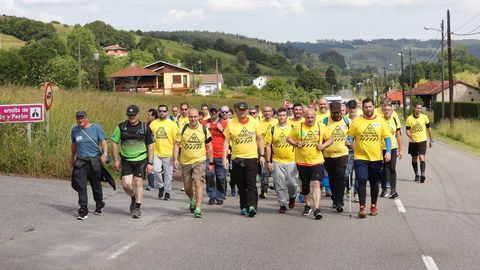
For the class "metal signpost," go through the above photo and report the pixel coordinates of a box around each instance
[43,82,54,135]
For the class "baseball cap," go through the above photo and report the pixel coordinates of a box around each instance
[234,102,249,110]
[347,100,357,109]
[126,105,139,116]
[209,104,219,112]
[76,110,87,118]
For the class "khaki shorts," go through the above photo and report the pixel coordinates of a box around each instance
[182,161,206,184]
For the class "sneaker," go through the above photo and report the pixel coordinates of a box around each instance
[189,199,196,213]
[369,205,378,216]
[145,185,154,191]
[345,188,351,198]
[231,189,237,197]
[94,202,105,215]
[158,187,165,199]
[279,205,287,214]
[181,187,185,191]
[302,205,312,216]
[389,190,399,199]
[288,197,296,209]
[353,193,359,203]
[358,206,367,218]
[216,200,224,205]
[420,175,426,183]
[415,175,420,182]
[331,202,337,209]
[313,208,323,220]
[164,193,170,201]
[259,192,267,199]
[380,189,389,198]
[268,185,275,190]
[248,206,257,217]
[132,207,142,218]
[77,208,88,220]
[336,203,344,213]
[194,207,202,218]
[130,196,136,213]
[208,198,215,205]
[298,194,305,203]
[325,191,332,197]
[240,208,248,216]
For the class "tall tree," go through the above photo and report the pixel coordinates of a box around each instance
[236,50,247,66]
[325,66,338,89]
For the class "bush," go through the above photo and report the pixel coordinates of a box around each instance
[433,101,480,123]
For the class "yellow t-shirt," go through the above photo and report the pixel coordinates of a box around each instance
[260,118,278,137]
[264,124,295,163]
[178,115,189,128]
[405,114,430,142]
[175,124,212,165]
[223,117,262,159]
[347,116,391,161]
[383,116,400,150]
[323,116,349,158]
[289,122,331,165]
[288,117,304,131]
[375,108,400,127]
[150,118,179,158]
[316,111,329,123]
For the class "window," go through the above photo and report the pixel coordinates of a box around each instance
[173,75,181,84]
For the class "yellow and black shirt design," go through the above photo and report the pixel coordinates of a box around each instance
[176,124,212,165]
[265,124,295,163]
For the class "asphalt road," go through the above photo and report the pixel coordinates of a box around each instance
[1,137,479,270]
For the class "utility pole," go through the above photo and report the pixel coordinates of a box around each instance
[400,51,406,119]
[77,39,82,90]
[440,19,445,119]
[447,9,454,128]
[409,49,413,89]
[215,59,220,98]
[383,67,388,99]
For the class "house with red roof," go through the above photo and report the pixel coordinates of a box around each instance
[104,44,128,57]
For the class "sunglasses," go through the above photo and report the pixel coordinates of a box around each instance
[221,110,229,113]
[158,110,167,113]
[76,117,85,120]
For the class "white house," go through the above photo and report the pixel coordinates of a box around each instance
[253,76,271,89]
[196,74,223,96]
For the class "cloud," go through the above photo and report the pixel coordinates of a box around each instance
[315,0,416,8]
[159,8,205,25]
[206,0,304,15]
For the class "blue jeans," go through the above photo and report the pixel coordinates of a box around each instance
[206,158,227,201]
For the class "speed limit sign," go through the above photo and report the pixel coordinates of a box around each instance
[44,82,53,110]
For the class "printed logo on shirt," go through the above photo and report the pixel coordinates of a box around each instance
[156,126,168,139]
[274,132,291,148]
[303,130,318,148]
[235,127,254,144]
[76,135,83,142]
[360,124,379,142]
[185,133,202,150]
[412,121,424,133]
[331,125,346,142]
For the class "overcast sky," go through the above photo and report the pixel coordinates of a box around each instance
[3,0,480,42]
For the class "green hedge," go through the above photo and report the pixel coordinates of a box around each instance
[433,101,480,123]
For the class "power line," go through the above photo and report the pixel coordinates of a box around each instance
[453,11,480,32]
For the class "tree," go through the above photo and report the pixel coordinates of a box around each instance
[20,39,59,85]
[247,61,261,76]
[137,36,165,59]
[297,70,329,92]
[46,55,78,88]
[325,66,338,89]
[319,50,347,68]
[0,49,26,85]
[128,50,155,67]
[295,64,304,73]
[236,50,247,66]
[192,38,208,51]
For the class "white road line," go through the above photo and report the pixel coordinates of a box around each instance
[108,241,138,260]
[394,198,406,213]
[422,255,439,270]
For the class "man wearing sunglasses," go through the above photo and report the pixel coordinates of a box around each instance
[112,105,155,218]
[71,110,108,220]
[149,104,179,200]
[178,103,189,128]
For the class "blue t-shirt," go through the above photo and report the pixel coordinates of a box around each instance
[71,124,106,158]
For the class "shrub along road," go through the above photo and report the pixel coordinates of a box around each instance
[1,134,479,270]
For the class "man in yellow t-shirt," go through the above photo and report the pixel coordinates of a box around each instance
[178,103,189,128]
[347,98,392,218]
[374,98,400,128]
[288,103,305,130]
[173,108,213,218]
[287,109,333,220]
[405,102,433,183]
[382,103,403,199]
[222,102,265,217]
[265,107,298,213]
[316,97,330,123]
[149,104,178,201]
[323,101,350,213]
[258,106,278,198]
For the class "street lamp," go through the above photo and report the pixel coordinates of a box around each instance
[198,60,202,74]
[399,51,406,119]
[424,20,445,118]
[93,51,100,90]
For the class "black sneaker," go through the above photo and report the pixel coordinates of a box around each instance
[259,192,266,199]
[415,175,420,182]
[77,208,88,220]
[325,191,332,197]
[208,198,215,205]
[158,187,165,199]
[302,205,312,216]
[216,200,224,205]
[314,208,323,220]
[380,189,389,197]
[268,185,275,190]
[130,196,136,213]
[94,202,105,215]
[336,203,344,213]
[248,206,257,217]
[331,202,337,209]
[420,175,426,183]
[288,197,296,209]
[132,207,141,219]
[279,205,287,213]
[389,190,399,199]
[164,193,170,201]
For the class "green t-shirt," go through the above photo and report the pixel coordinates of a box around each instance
[111,121,155,161]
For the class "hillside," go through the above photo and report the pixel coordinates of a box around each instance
[0,33,25,49]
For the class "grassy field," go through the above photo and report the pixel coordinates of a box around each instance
[0,34,25,49]
[52,23,73,42]
[434,119,480,150]
[0,86,282,179]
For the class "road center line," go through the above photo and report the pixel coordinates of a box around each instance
[394,198,406,213]
[108,241,138,260]
[422,255,439,270]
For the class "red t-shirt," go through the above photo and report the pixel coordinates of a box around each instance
[201,119,228,158]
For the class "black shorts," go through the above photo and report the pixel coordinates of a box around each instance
[297,164,325,195]
[121,160,146,178]
[408,141,427,156]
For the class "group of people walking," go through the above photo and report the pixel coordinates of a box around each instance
[70,96,433,220]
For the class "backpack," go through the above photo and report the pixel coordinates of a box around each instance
[119,120,147,141]
[323,115,350,128]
